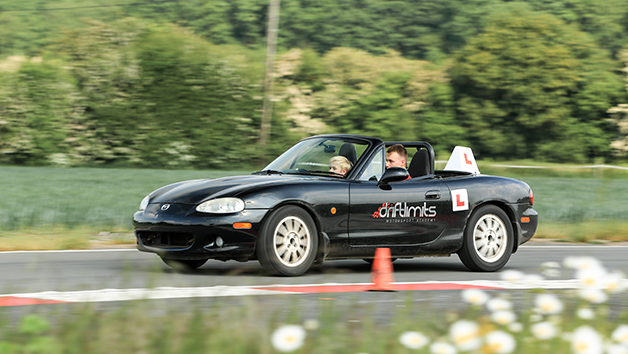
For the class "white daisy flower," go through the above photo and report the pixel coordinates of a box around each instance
[491,311,517,326]
[571,326,603,354]
[604,271,628,294]
[449,320,482,351]
[607,344,628,354]
[487,298,513,312]
[271,325,306,352]
[534,294,564,315]
[399,331,430,349]
[500,270,525,282]
[430,341,457,354]
[576,308,595,320]
[612,324,628,345]
[461,288,490,306]
[531,321,557,340]
[568,256,603,271]
[577,257,603,271]
[576,267,607,288]
[578,288,608,304]
[484,330,516,354]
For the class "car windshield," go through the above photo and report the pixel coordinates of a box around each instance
[259,137,370,177]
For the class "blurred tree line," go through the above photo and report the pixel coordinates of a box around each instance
[1,0,628,168]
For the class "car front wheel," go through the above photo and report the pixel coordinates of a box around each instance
[257,206,318,276]
[458,205,514,272]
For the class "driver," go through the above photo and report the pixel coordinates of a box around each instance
[385,144,411,180]
[329,156,352,176]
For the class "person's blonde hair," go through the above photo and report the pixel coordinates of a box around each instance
[330,156,352,172]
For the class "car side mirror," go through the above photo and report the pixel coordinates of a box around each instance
[378,167,408,189]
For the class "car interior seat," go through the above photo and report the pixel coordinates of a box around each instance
[339,143,358,165]
[408,148,430,178]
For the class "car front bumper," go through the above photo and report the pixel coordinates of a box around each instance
[517,207,538,245]
[133,204,268,261]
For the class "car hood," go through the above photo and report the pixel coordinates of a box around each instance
[150,174,306,205]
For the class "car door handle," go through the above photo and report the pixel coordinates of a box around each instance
[425,190,441,199]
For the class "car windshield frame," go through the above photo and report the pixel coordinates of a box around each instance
[259,136,373,178]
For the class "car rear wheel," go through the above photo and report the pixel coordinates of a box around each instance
[161,257,208,270]
[458,205,514,272]
[257,206,318,276]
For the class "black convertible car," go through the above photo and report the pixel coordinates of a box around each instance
[134,134,537,276]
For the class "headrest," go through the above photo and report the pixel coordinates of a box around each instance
[339,143,357,165]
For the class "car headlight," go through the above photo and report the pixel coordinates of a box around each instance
[139,195,150,211]
[196,198,245,214]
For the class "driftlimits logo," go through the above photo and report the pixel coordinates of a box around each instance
[373,202,437,219]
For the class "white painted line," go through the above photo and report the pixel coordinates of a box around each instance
[5,286,291,303]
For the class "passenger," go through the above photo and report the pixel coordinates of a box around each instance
[385,144,411,180]
[329,156,352,176]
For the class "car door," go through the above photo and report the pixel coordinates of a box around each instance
[348,149,451,245]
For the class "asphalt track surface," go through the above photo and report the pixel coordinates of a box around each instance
[1,244,627,325]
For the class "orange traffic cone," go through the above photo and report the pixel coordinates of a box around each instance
[369,248,396,291]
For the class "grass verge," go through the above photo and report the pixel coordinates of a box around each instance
[0,227,135,251]
[536,221,628,243]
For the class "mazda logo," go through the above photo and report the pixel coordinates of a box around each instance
[161,204,170,211]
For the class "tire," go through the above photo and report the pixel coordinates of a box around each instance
[458,205,514,272]
[161,257,208,270]
[257,206,318,276]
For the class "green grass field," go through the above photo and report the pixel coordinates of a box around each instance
[1,164,628,249]
[0,166,248,230]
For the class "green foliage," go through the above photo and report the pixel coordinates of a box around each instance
[2,1,628,165]
[338,71,416,140]
[274,48,451,142]
[451,4,626,162]
[0,315,60,354]
[0,59,84,165]
[3,0,628,62]
[279,0,500,60]
[54,19,269,169]
[418,81,467,156]
[19,315,50,336]
[523,0,628,57]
